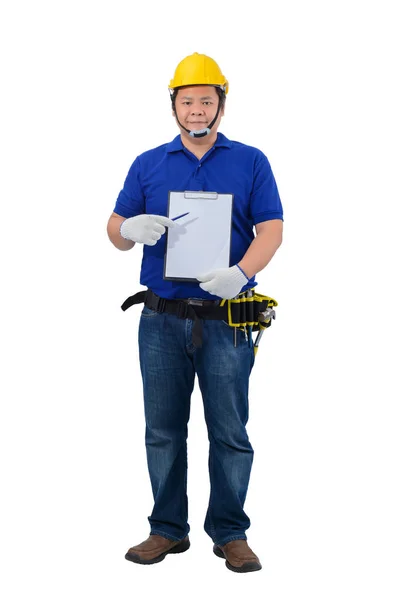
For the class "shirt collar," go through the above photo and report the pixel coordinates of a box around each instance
[166,132,233,153]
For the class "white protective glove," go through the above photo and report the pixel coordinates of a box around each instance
[120,214,175,246]
[197,265,249,299]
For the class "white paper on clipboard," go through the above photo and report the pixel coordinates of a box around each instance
[164,190,233,281]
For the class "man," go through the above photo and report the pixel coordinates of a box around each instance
[107,52,283,573]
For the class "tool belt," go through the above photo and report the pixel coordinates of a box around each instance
[121,288,277,349]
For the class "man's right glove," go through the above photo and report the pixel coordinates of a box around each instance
[120,214,175,246]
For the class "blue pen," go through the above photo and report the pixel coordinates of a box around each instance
[172,211,190,221]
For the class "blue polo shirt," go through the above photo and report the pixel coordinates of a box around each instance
[113,132,283,300]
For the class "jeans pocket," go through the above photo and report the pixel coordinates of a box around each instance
[141,305,159,317]
[221,320,233,329]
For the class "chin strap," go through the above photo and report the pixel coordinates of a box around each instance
[175,96,222,138]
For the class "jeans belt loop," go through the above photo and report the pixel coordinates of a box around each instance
[177,301,189,319]
[157,297,166,312]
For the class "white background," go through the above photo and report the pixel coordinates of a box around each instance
[1,0,399,598]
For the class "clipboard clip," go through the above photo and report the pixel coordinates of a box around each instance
[184,191,218,200]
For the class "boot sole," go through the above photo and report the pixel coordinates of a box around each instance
[213,544,262,573]
[125,537,190,565]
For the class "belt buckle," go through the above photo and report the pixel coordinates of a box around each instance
[187,298,205,306]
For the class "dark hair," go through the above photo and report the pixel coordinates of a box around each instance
[171,86,226,113]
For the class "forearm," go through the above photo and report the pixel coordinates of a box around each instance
[107,215,135,251]
[238,229,282,279]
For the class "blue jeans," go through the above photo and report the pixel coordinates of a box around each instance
[138,303,256,547]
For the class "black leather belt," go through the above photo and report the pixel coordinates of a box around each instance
[121,289,227,348]
[121,288,273,350]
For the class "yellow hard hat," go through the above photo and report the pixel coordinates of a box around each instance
[169,52,229,94]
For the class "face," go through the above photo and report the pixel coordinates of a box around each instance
[173,85,224,135]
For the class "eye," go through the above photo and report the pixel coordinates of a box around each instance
[182,101,191,105]
[203,102,212,106]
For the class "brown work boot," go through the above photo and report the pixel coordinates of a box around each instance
[213,539,262,572]
[125,534,190,565]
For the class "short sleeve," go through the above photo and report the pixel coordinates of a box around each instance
[250,153,284,226]
[113,157,145,218]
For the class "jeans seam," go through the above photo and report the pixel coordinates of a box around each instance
[206,438,217,541]
[150,529,188,542]
[215,534,248,546]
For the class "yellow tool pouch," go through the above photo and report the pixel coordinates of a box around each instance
[219,288,278,331]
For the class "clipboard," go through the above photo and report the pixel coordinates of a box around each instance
[163,190,234,282]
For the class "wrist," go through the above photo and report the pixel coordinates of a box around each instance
[120,219,129,239]
[235,263,249,281]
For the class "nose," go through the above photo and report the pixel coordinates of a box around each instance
[190,101,205,115]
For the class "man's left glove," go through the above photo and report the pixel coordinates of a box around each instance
[196,265,249,299]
